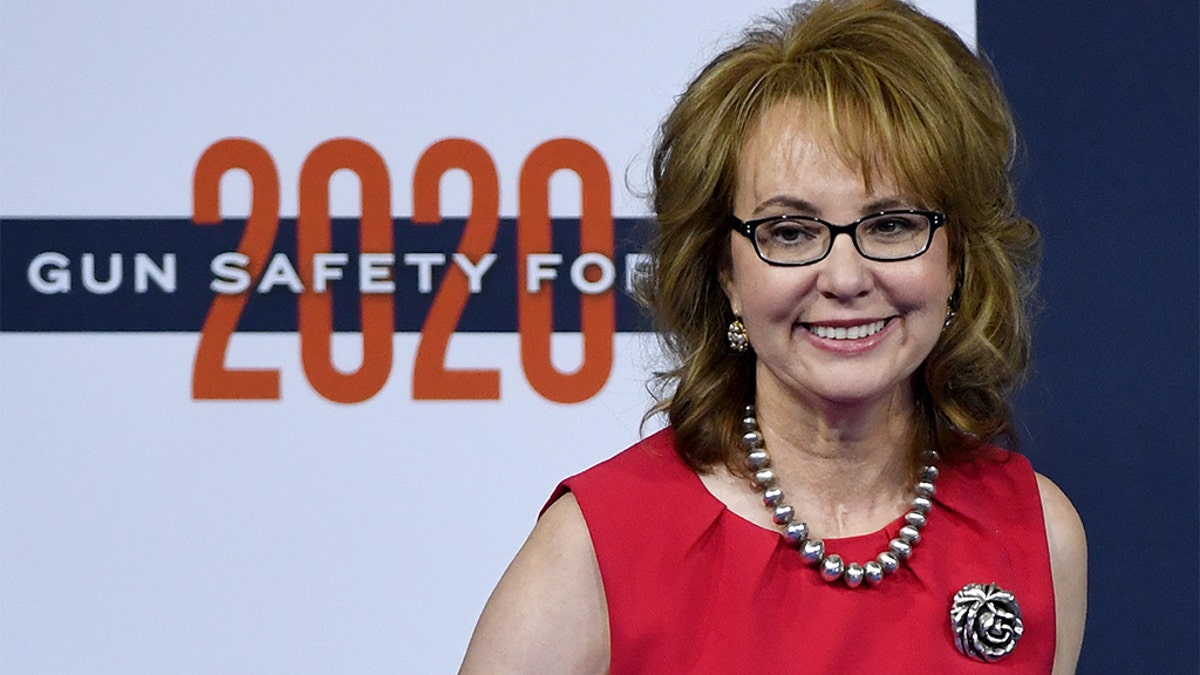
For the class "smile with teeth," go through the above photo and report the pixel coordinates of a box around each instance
[805,319,889,340]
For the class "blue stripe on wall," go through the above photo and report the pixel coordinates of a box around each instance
[0,217,655,333]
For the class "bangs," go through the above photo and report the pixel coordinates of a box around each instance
[738,52,953,210]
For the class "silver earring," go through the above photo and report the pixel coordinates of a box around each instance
[727,317,750,352]
[943,301,957,328]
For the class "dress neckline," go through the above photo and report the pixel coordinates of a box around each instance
[679,452,910,550]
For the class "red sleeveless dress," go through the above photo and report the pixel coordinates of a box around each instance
[548,428,1056,673]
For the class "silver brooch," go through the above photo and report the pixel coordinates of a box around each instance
[950,582,1024,662]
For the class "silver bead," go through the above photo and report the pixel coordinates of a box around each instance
[745,449,770,471]
[753,468,776,488]
[762,485,783,506]
[742,430,764,449]
[843,562,865,588]
[911,495,933,514]
[889,538,913,560]
[916,480,936,497]
[863,561,885,585]
[923,449,940,463]
[877,551,900,573]
[904,511,927,529]
[899,524,922,544]
[800,538,825,565]
[784,520,808,545]
[921,465,940,481]
[741,416,758,432]
[743,404,756,417]
[819,554,844,582]
[772,504,795,525]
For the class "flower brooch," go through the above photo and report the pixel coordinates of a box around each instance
[950,583,1024,662]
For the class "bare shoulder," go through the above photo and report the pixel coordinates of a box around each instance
[1035,473,1087,566]
[1035,472,1087,675]
[460,493,610,674]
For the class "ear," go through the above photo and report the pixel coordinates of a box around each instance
[719,256,742,317]
[948,253,966,311]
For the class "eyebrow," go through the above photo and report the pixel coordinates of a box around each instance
[751,195,915,218]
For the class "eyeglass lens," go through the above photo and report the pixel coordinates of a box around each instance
[754,212,933,264]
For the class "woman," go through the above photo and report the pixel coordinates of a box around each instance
[462,0,1086,672]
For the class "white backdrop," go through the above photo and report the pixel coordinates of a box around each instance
[0,1,973,671]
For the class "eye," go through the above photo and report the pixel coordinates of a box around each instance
[861,214,925,238]
[759,218,824,246]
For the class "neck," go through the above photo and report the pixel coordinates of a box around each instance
[751,377,920,536]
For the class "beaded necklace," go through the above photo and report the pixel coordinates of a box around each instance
[739,404,939,588]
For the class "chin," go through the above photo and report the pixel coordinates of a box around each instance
[797,363,918,406]
[811,385,898,406]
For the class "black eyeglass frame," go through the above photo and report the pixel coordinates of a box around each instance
[728,209,947,267]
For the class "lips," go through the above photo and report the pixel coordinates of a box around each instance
[803,318,889,340]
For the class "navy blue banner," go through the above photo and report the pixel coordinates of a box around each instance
[0,217,656,332]
[980,1,1199,672]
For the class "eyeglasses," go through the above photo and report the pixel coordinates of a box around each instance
[728,209,946,266]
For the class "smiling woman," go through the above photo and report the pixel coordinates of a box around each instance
[461,1,1086,672]
[722,101,955,412]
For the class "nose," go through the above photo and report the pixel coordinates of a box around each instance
[816,232,873,300]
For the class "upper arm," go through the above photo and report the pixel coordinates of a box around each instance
[460,492,610,674]
[1036,473,1087,675]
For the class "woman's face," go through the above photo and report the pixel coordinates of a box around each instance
[722,101,954,411]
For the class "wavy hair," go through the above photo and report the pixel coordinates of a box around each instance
[638,0,1041,471]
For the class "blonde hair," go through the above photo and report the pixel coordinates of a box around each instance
[639,0,1041,470]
